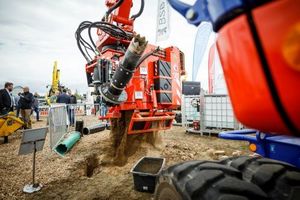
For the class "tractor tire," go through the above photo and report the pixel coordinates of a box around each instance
[221,156,300,200]
[154,160,268,200]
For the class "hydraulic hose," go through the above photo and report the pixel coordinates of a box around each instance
[106,0,125,19]
[131,0,145,20]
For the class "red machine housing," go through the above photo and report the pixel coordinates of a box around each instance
[216,0,300,135]
[85,0,185,134]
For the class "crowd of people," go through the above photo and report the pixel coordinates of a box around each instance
[49,89,77,126]
[0,82,78,129]
[0,82,39,129]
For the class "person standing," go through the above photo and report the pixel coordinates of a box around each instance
[100,97,107,120]
[68,91,77,126]
[94,95,100,116]
[57,89,71,126]
[56,89,70,104]
[19,87,34,129]
[14,92,21,117]
[0,82,14,115]
[49,90,60,104]
[32,93,40,121]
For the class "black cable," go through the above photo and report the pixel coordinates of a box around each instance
[75,21,96,62]
[131,0,144,20]
[77,21,95,49]
[76,22,92,61]
[76,16,135,61]
[87,21,130,49]
[106,0,125,18]
[88,23,100,49]
[135,48,160,67]
[76,20,130,62]
[80,40,93,60]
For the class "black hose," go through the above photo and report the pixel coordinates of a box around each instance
[75,21,95,62]
[135,47,160,67]
[131,0,144,20]
[76,20,128,61]
[87,21,129,49]
[87,22,99,49]
[106,0,125,17]
[76,31,92,61]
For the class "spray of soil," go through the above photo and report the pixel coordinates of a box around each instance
[102,111,163,166]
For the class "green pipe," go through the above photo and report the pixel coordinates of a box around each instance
[55,131,81,156]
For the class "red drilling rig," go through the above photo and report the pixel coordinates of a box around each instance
[75,0,185,135]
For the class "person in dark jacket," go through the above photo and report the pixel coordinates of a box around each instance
[57,89,71,126]
[56,89,70,104]
[0,82,14,115]
[32,93,40,121]
[68,91,77,126]
[19,87,34,129]
[69,92,77,104]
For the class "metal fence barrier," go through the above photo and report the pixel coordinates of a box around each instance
[48,104,68,149]
[38,103,101,117]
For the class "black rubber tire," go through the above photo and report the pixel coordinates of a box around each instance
[154,160,268,200]
[221,156,300,200]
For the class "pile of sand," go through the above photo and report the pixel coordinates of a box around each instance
[102,111,163,166]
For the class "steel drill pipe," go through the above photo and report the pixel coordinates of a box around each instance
[75,120,84,135]
[82,124,106,135]
[100,34,148,105]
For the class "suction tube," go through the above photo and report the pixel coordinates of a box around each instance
[100,34,148,105]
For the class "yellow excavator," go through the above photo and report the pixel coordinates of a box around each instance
[46,61,65,104]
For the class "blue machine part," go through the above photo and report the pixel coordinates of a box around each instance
[219,130,300,168]
[167,0,270,30]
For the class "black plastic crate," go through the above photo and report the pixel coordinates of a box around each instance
[130,157,165,193]
[182,81,201,95]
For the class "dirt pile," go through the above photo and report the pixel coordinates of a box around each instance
[103,111,163,166]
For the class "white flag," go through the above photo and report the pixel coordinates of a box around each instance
[156,0,170,42]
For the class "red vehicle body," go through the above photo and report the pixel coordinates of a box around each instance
[216,0,300,136]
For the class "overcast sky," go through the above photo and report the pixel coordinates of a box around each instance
[0,0,210,95]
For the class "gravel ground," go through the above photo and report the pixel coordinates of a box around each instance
[0,115,250,200]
